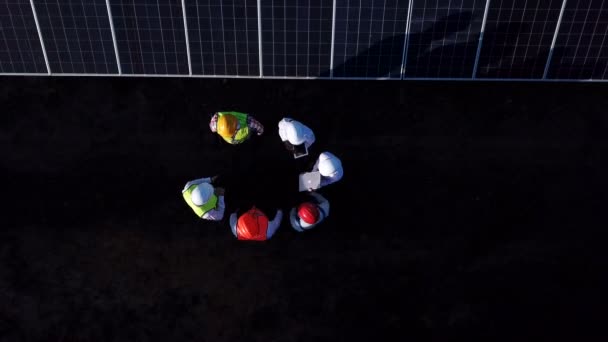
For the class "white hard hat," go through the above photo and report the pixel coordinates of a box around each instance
[284,122,305,145]
[318,152,342,177]
[191,183,214,206]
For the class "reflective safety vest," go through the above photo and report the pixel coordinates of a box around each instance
[236,207,269,241]
[218,112,250,144]
[182,184,218,218]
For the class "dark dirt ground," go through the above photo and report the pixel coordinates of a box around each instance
[1,78,607,341]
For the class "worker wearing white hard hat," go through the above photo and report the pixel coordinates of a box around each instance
[312,152,343,188]
[278,117,315,152]
[182,176,225,221]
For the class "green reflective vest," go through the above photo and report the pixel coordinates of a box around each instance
[183,184,218,218]
[218,112,250,144]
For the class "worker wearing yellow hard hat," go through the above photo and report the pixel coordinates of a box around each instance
[209,111,264,144]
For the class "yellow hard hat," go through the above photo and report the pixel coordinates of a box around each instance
[217,114,238,138]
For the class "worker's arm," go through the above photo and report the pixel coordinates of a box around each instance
[229,212,238,237]
[266,209,283,239]
[311,158,320,172]
[182,177,212,192]
[209,113,219,132]
[289,207,304,232]
[303,126,316,149]
[202,196,225,221]
[320,168,343,187]
[247,116,264,135]
[310,192,330,220]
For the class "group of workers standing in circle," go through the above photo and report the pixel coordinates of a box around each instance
[181,112,344,241]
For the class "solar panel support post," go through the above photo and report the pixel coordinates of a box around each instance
[29,0,51,75]
[105,0,122,75]
[400,0,414,79]
[181,0,193,76]
[472,0,491,78]
[257,0,263,77]
[329,0,337,78]
[544,0,567,79]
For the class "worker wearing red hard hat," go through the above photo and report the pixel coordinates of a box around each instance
[229,206,283,241]
[182,176,225,221]
[209,111,264,144]
[289,192,330,232]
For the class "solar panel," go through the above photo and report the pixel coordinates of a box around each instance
[0,1,47,73]
[405,0,486,78]
[35,0,117,74]
[547,0,608,80]
[1,0,607,80]
[110,0,189,74]
[186,0,259,76]
[476,0,563,79]
[261,0,333,77]
[332,0,409,78]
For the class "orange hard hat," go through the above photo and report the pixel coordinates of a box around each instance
[217,114,238,138]
[236,207,269,241]
[297,202,319,224]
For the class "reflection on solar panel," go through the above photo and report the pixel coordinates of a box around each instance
[476,0,562,79]
[187,0,259,76]
[1,0,607,80]
[332,0,409,78]
[0,0,47,73]
[405,0,485,78]
[547,0,608,80]
[110,0,188,74]
[261,0,333,77]
[36,0,117,74]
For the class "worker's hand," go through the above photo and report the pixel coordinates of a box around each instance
[211,175,220,183]
[214,187,225,196]
[284,141,295,152]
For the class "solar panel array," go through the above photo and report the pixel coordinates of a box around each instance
[1,0,607,80]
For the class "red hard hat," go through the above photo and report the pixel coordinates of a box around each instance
[298,202,319,224]
[237,207,269,241]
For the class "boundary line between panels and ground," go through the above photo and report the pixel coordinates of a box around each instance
[0,73,606,82]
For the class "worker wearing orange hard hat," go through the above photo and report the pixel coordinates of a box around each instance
[229,206,283,241]
[289,192,330,232]
[209,111,264,144]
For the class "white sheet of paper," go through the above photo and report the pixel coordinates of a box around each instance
[299,172,321,191]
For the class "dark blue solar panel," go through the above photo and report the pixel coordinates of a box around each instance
[36,0,117,74]
[187,0,259,76]
[405,0,486,78]
[547,0,608,80]
[261,0,333,77]
[1,0,607,80]
[0,1,47,73]
[332,0,409,78]
[111,0,188,74]
[476,0,562,79]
